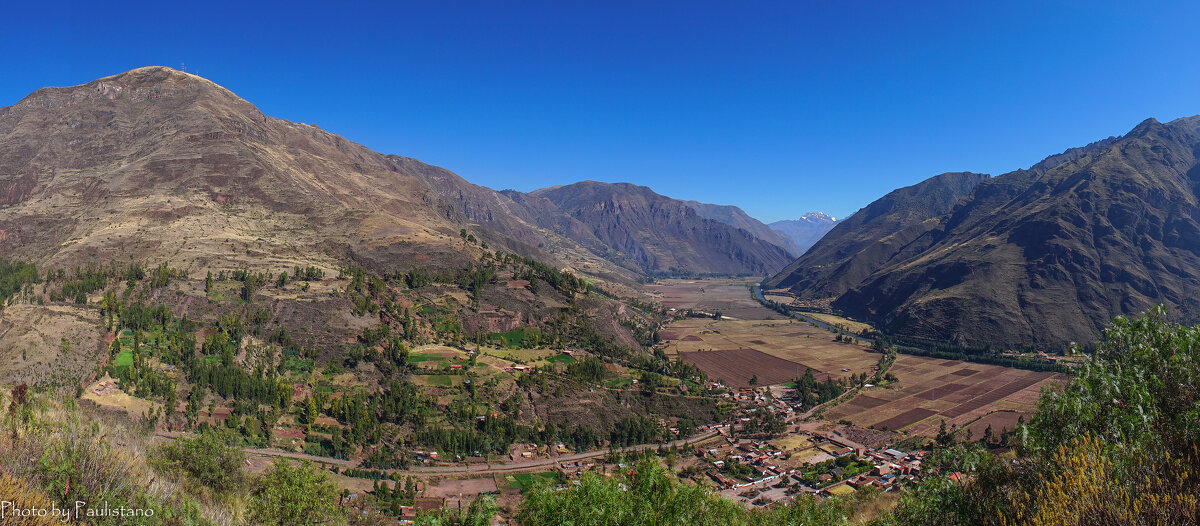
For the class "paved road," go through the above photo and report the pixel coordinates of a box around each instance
[161,429,722,476]
[378,430,721,475]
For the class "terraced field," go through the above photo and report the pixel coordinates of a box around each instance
[824,356,1066,438]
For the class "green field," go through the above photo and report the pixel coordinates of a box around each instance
[408,352,444,363]
[423,375,454,387]
[491,327,547,348]
[546,353,576,365]
[603,377,633,389]
[113,350,134,368]
[501,471,563,491]
[283,357,313,375]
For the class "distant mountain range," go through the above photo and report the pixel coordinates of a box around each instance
[502,182,794,276]
[0,66,793,279]
[767,117,1200,348]
[768,212,839,256]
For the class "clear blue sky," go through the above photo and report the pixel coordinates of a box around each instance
[4,1,1199,222]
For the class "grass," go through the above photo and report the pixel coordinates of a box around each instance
[492,328,528,348]
[283,356,313,375]
[113,349,134,368]
[603,377,633,389]
[408,352,446,363]
[502,471,563,491]
[546,353,576,365]
[424,375,454,387]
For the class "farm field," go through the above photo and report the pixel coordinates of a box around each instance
[645,279,785,320]
[800,312,873,334]
[823,355,1066,438]
[680,348,804,387]
[662,317,879,387]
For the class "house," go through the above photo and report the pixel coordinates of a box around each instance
[884,449,907,460]
[413,498,444,512]
[398,505,418,524]
[709,472,736,487]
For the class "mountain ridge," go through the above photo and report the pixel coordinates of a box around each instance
[0,66,791,280]
[768,116,1200,347]
[768,212,840,256]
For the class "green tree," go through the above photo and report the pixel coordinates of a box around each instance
[517,457,852,525]
[415,495,496,526]
[250,460,345,526]
[151,428,246,491]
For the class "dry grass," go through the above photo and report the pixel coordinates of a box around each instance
[802,313,874,334]
[0,304,107,389]
[0,390,241,525]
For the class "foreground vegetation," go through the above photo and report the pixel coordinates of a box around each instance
[881,306,1199,525]
[506,307,1200,525]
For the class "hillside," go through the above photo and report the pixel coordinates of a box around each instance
[682,200,800,255]
[769,117,1200,347]
[764,172,989,298]
[510,181,795,276]
[0,66,793,284]
[0,67,628,281]
[768,212,839,256]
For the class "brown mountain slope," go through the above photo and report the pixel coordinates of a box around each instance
[682,200,800,256]
[763,172,989,297]
[0,67,645,282]
[774,117,1200,348]
[510,181,796,276]
[0,68,471,270]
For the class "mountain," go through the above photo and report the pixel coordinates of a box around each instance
[503,182,795,276]
[768,212,839,255]
[768,117,1200,348]
[764,172,989,299]
[681,200,800,256]
[0,66,776,280]
[0,66,574,275]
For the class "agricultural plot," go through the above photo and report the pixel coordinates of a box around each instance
[824,355,1066,438]
[680,349,804,387]
[663,318,879,387]
[497,471,563,492]
[645,279,785,320]
[800,312,873,334]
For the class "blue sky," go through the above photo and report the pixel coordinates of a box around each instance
[3,1,1199,221]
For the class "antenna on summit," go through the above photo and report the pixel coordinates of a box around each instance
[180,62,186,72]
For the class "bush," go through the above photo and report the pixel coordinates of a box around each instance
[517,457,853,525]
[151,428,246,492]
[250,460,345,526]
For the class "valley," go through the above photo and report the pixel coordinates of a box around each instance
[1,65,1198,525]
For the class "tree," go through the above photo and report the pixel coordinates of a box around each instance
[517,457,852,525]
[250,460,345,526]
[415,495,497,526]
[748,374,758,386]
[151,428,246,491]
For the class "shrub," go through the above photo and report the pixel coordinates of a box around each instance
[151,428,246,492]
[250,460,345,526]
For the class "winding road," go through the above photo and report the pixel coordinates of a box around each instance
[163,429,723,476]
